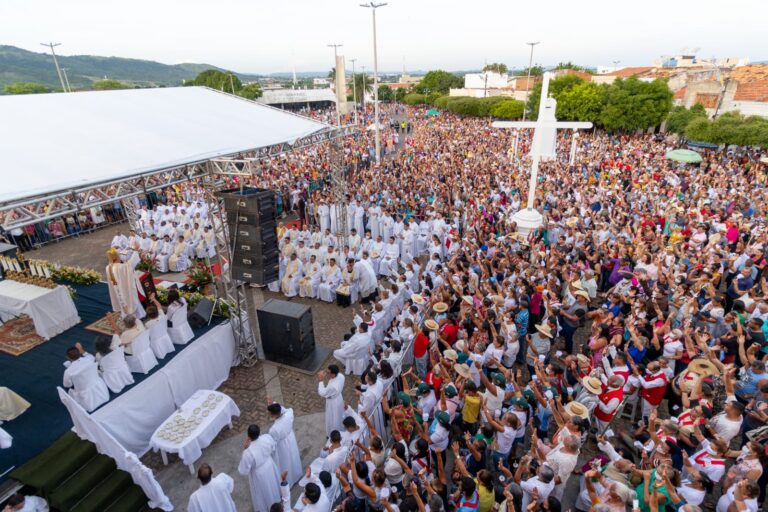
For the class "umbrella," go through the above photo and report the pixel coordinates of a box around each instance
[426,109,440,117]
[666,149,702,164]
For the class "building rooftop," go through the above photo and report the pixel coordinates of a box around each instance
[730,64,768,83]
[733,81,768,102]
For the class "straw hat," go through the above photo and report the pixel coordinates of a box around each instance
[462,295,473,306]
[566,217,579,228]
[574,290,590,300]
[687,358,719,378]
[582,376,603,395]
[425,319,439,331]
[443,349,458,362]
[565,401,589,419]
[576,354,590,366]
[455,340,466,352]
[571,280,585,291]
[433,302,448,313]
[411,293,425,305]
[489,295,504,306]
[454,363,471,379]
[535,324,553,338]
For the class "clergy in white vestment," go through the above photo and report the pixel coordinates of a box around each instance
[280,253,303,298]
[317,365,346,435]
[318,201,331,233]
[367,204,381,239]
[380,213,394,242]
[354,256,378,303]
[317,259,342,303]
[369,237,385,274]
[322,230,337,249]
[154,235,172,273]
[2,493,48,512]
[378,237,400,277]
[187,463,236,512]
[168,236,190,272]
[347,229,362,258]
[111,231,129,250]
[106,248,144,318]
[340,408,370,454]
[320,431,350,474]
[400,224,415,264]
[238,425,281,512]
[296,240,311,264]
[337,260,359,304]
[332,323,373,375]
[267,403,303,485]
[299,255,322,298]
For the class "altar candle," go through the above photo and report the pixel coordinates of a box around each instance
[12,260,22,272]
[43,266,52,279]
[30,264,38,276]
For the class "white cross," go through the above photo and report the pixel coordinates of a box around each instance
[492,72,592,233]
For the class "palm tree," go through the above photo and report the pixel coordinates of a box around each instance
[352,73,373,106]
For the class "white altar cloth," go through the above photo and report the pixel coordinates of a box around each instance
[93,322,237,455]
[149,390,239,470]
[0,280,80,339]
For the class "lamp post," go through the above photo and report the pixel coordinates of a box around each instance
[328,44,344,126]
[513,41,540,158]
[350,58,359,125]
[41,42,68,92]
[360,2,387,165]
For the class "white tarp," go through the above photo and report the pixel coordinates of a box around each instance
[0,87,328,202]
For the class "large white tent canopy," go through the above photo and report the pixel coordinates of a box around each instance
[0,86,329,203]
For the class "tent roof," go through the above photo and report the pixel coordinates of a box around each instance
[0,87,329,203]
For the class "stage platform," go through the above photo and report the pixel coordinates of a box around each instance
[0,282,225,481]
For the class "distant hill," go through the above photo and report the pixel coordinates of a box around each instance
[0,45,263,91]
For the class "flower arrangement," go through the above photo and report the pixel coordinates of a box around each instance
[48,264,101,285]
[136,253,157,273]
[155,288,231,318]
[186,262,213,290]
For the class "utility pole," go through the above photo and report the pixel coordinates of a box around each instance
[61,68,72,92]
[328,43,343,126]
[40,42,68,92]
[350,58,359,125]
[513,41,540,159]
[361,2,387,165]
[361,65,367,112]
[612,60,621,71]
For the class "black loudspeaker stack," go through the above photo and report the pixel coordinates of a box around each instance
[256,299,315,359]
[219,187,279,286]
[188,297,214,328]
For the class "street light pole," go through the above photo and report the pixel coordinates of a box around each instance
[350,58,359,125]
[328,44,344,126]
[41,42,68,92]
[61,68,72,92]
[513,41,540,159]
[361,2,387,165]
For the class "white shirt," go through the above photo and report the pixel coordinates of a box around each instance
[187,473,237,512]
[520,476,554,511]
[716,483,758,512]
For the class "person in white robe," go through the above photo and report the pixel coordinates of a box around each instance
[296,240,311,264]
[154,235,172,273]
[238,425,281,512]
[354,256,378,302]
[354,202,365,235]
[367,204,381,239]
[300,255,322,298]
[369,237,385,275]
[267,403,303,485]
[380,213,394,242]
[337,260,359,304]
[105,248,144,318]
[322,230,337,250]
[2,493,48,512]
[111,231,129,250]
[319,201,331,233]
[378,237,400,277]
[348,229,362,259]
[137,232,152,253]
[195,227,216,259]
[317,365,346,435]
[332,323,373,375]
[400,224,415,265]
[311,227,323,247]
[318,259,342,303]
[168,236,190,272]
[187,463,236,512]
[280,253,303,298]
[416,220,431,255]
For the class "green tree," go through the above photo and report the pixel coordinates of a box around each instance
[557,82,605,121]
[327,68,336,81]
[237,83,263,100]
[527,75,584,118]
[685,117,713,142]
[665,104,707,134]
[515,65,544,77]
[394,88,409,101]
[490,99,525,119]
[402,93,428,105]
[4,82,51,94]
[414,70,464,95]
[598,77,672,132]
[186,69,242,92]
[92,79,130,90]
[352,73,373,105]
[378,85,394,101]
[483,63,508,74]
[554,62,593,74]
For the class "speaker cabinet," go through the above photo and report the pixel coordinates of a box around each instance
[257,299,315,359]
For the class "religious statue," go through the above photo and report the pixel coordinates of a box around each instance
[106,248,145,319]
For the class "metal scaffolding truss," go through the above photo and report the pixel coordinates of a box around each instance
[0,124,356,232]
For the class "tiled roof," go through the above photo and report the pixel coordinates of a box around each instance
[673,87,687,100]
[730,64,768,83]
[733,81,768,102]
[605,66,653,77]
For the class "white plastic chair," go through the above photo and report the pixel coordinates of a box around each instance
[98,347,134,393]
[147,317,175,359]
[125,330,159,374]
[168,303,194,345]
[69,362,110,411]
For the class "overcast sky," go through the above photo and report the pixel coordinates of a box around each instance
[1,0,764,74]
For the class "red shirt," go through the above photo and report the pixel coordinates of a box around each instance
[440,323,459,346]
[414,333,429,358]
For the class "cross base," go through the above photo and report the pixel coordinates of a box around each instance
[512,208,543,237]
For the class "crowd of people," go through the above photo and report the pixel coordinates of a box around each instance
[189,104,768,512]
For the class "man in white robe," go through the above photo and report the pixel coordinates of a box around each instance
[296,240,310,264]
[318,259,342,303]
[367,204,381,239]
[238,425,281,512]
[111,230,129,250]
[267,403,303,485]
[155,235,172,273]
[187,463,236,512]
[354,202,365,235]
[347,229,362,259]
[318,201,331,233]
[106,248,144,318]
[168,236,190,272]
[317,364,346,435]
[281,253,303,298]
[354,255,378,302]
[400,224,415,265]
[299,255,322,299]
[378,237,400,277]
[337,259,359,304]
[369,236,385,275]
[332,323,373,375]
